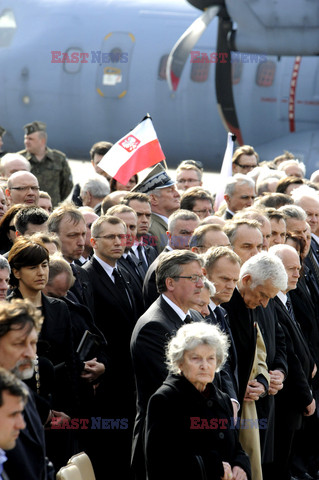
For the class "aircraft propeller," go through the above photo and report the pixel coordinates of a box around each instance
[166,0,244,146]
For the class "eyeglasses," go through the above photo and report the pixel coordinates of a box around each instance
[177,179,199,184]
[233,161,257,171]
[172,274,204,283]
[193,208,214,215]
[9,186,40,192]
[94,234,126,241]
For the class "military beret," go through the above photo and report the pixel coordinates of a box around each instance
[131,163,175,194]
[0,126,6,137]
[23,121,47,135]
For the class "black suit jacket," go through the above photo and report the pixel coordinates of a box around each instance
[273,296,314,426]
[222,289,268,406]
[5,386,49,480]
[206,305,239,402]
[83,256,137,414]
[142,246,171,310]
[130,295,202,477]
[69,263,94,314]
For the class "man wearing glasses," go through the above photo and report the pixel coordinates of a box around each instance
[5,171,40,206]
[232,145,259,175]
[131,250,203,479]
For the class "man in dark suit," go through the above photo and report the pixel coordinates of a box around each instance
[270,244,316,480]
[106,204,146,316]
[203,246,241,415]
[0,368,29,480]
[222,251,288,479]
[121,192,158,270]
[142,209,199,309]
[130,250,204,479]
[47,204,94,312]
[83,215,137,480]
[0,299,54,480]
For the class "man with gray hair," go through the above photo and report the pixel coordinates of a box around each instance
[278,204,308,242]
[270,244,316,480]
[80,176,110,215]
[0,153,31,179]
[223,173,256,220]
[0,256,10,300]
[142,209,200,309]
[223,251,288,478]
[131,250,203,479]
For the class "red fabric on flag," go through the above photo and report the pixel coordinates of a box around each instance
[98,116,165,185]
[114,139,163,183]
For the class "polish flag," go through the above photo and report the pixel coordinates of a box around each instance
[98,115,166,185]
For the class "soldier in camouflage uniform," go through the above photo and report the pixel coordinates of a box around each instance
[0,126,6,158]
[18,121,73,207]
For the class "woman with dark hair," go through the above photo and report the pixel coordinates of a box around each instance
[110,173,138,192]
[7,237,80,468]
[0,203,23,254]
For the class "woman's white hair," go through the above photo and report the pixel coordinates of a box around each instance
[166,321,229,375]
[239,251,287,291]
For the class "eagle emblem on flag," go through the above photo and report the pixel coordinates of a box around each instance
[119,135,141,152]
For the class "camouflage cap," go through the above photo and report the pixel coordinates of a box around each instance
[0,126,6,137]
[131,163,175,194]
[23,121,47,135]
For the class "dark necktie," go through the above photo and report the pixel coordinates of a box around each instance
[307,249,319,284]
[286,294,297,324]
[184,314,192,324]
[126,254,143,281]
[113,268,132,308]
[214,306,227,331]
[136,245,148,274]
[70,263,84,303]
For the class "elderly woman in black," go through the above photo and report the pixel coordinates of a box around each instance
[145,322,251,480]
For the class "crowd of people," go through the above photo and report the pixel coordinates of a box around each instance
[0,122,319,480]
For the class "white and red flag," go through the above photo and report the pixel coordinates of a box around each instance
[214,132,236,211]
[98,115,165,184]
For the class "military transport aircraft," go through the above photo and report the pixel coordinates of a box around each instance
[0,0,318,171]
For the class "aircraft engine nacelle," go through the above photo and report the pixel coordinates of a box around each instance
[186,0,319,56]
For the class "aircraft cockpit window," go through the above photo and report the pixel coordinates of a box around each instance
[191,57,210,83]
[232,62,243,85]
[63,48,83,74]
[158,55,169,80]
[0,9,16,47]
[256,61,276,87]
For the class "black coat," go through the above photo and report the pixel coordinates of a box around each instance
[5,386,52,480]
[206,305,239,402]
[7,289,78,414]
[273,296,314,424]
[145,374,251,480]
[255,299,287,463]
[130,295,202,478]
[222,289,268,406]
